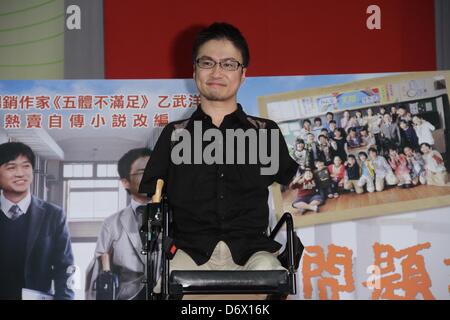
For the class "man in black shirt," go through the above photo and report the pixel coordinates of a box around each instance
[139,23,298,274]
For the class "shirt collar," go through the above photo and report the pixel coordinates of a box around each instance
[0,190,32,218]
[130,197,149,217]
[190,103,250,128]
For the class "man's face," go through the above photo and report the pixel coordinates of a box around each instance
[0,155,33,197]
[193,39,246,103]
[122,156,150,198]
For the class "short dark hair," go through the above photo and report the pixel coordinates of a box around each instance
[314,117,322,123]
[420,142,431,149]
[117,148,152,181]
[296,138,305,145]
[303,119,311,125]
[329,120,337,125]
[368,147,378,154]
[326,112,334,117]
[0,142,35,168]
[358,151,368,158]
[348,154,356,160]
[192,22,250,67]
[388,146,398,152]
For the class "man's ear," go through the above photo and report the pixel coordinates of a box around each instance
[240,67,247,85]
[121,178,130,190]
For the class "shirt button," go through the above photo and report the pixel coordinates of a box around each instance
[219,173,224,178]
[219,194,224,200]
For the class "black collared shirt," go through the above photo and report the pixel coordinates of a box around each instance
[139,104,298,265]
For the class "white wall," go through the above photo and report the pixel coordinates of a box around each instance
[292,206,450,300]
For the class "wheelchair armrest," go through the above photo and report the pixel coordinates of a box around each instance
[269,212,294,240]
[269,213,303,272]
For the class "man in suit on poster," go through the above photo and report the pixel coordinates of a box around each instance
[0,142,75,300]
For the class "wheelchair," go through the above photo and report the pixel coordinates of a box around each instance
[140,179,303,300]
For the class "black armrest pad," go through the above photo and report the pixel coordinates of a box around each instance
[169,270,290,295]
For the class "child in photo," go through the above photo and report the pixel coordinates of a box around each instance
[299,118,313,141]
[324,112,335,132]
[347,115,359,132]
[390,106,398,123]
[388,147,412,188]
[380,113,401,155]
[420,143,449,186]
[347,128,361,149]
[314,159,333,199]
[290,168,324,214]
[399,120,419,149]
[293,138,308,171]
[312,117,324,139]
[332,128,348,162]
[396,106,411,124]
[360,128,376,148]
[344,154,364,194]
[355,110,365,129]
[320,128,330,141]
[403,146,426,185]
[357,151,375,193]
[328,156,345,198]
[340,110,351,130]
[413,115,435,146]
[368,147,398,191]
[305,132,320,165]
[327,120,338,139]
[318,134,335,165]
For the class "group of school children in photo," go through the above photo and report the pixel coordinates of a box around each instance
[289,105,449,214]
